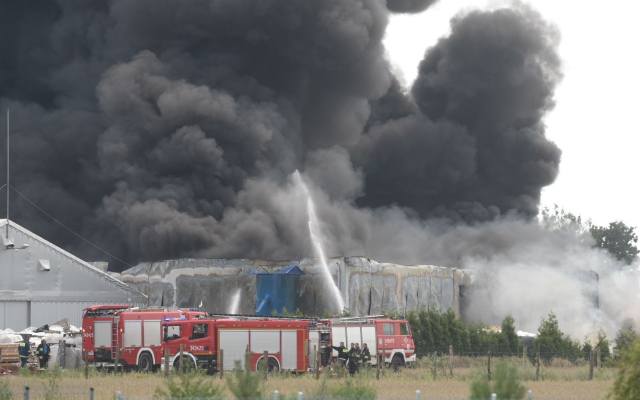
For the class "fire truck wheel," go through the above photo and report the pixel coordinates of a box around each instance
[391,354,405,371]
[174,355,196,372]
[256,356,280,373]
[137,352,154,373]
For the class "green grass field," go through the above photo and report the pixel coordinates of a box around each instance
[0,362,615,400]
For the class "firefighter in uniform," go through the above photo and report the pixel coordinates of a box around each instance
[347,343,359,375]
[19,337,30,368]
[361,343,371,366]
[354,343,362,366]
[36,339,50,369]
[332,342,349,369]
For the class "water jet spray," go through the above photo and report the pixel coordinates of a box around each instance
[293,170,345,312]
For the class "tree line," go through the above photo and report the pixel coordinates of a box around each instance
[542,205,639,266]
[406,308,637,365]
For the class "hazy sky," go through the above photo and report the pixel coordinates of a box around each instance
[384,0,640,229]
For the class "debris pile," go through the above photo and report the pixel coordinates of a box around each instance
[0,319,83,373]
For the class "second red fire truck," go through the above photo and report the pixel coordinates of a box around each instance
[82,305,416,373]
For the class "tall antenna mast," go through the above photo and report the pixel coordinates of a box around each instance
[6,108,9,240]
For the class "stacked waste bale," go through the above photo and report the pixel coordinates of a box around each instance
[0,343,19,373]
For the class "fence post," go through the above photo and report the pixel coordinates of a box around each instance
[314,346,320,380]
[219,349,224,379]
[84,351,89,379]
[431,352,437,380]
[448,345,453,377]
[263,350,269,380]
[376,351,381,380]
[245,345,250,372]
[415,389,421,400]
[272,390,279,400]
[115,348,121,374]
[297,391,304,400]
[115,391,124,400]
[23,386,29,400]
[58,340,65,369]
[89,387,95,400]
[179,344,185,374]
[535,349,541,381]
[527,389,533,400]
[311,345,316,373]
[522,343,527,368]
[596,347,601,369]
[487,351,492,381]
[164,347,170,377]
[491,393,497,400]
[589,349,594,380]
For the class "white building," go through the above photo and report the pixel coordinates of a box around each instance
[0,219,146,329]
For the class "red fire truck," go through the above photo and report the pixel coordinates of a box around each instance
[159,316,327,373]
[82,305,206,371]
[329,317,416,368]
[82,305,415,373]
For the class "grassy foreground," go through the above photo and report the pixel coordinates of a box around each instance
[0,364,614,400]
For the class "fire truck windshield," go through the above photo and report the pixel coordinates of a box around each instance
[164,325,181,340]
[191,323,208,339]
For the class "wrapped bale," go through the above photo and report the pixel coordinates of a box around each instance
[0,343,20,372]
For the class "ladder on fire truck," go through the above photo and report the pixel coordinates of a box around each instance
[207,313,317,320]
[330,315,386,323]
[111,316,119,361]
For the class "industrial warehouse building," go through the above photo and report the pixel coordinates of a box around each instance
[118,256,470,317]
[0,219,146,330]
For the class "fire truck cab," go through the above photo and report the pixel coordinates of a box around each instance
[160,317,312,373]
[330,317,416,368]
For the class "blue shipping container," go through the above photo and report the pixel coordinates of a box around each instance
[255,265,303,316]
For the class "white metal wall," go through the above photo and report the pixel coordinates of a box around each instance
[31,301,96,329]
[0,301,28,330]
[0,301,134,331]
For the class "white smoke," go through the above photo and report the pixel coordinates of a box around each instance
[239,165,639,339]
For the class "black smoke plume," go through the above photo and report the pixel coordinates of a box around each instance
[386,0,439,14]
[0,1,561,269]
[359,7,562,221]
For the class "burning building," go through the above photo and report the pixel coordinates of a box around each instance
[117,256,469,317]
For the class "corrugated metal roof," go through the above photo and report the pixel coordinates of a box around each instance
[0,219,146,300]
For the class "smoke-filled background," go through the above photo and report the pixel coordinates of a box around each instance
[0,0,637,337]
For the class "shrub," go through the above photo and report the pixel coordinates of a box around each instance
[609,339,640,400]
[501,316,518,355]
[408,308,515,357]
[310,370,332,400]
[533,313,581,364]
[226,361,263,400]
[43,367,61,400]
[330,378,376,400]
[469,363,526,400]
[154,372,224,400]
[613,322,638,361]
[594,331,611,365]
[469,375,491,400]
[0,380,12,400]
